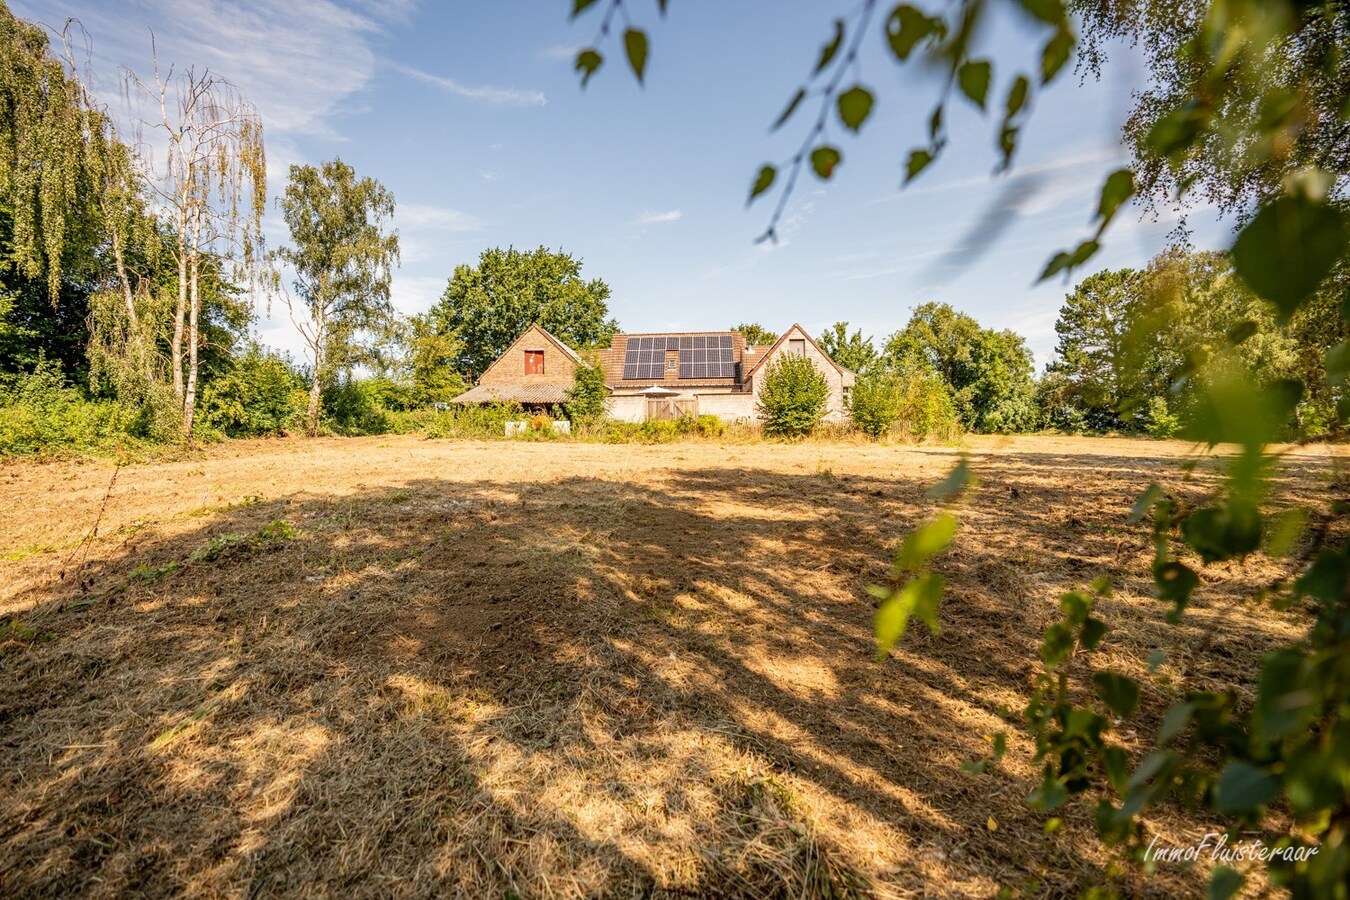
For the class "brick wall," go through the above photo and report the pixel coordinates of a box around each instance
[478,325,580,389]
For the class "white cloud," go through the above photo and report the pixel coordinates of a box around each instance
[390,62,547,107]
[17,0,405,140]
[541,43,582,62]
[397,203,481,232]
[389,274,448,317]
[632,208,682,226]
[478,170,503,182]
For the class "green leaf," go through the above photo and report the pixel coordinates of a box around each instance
[575,49,603,88]
[1102,746,1130,793]
[816,19,845,73]
[1015,0,1066,25]
[809,145,842,180]
[1040,27,1075,83]
[623,29,649,84]
[1028,771,1070,810]
[748,165,776,204]
[1209,867,1243,900]
[1146,649,1166,672]
[904,148,934,184]
[1129,483,1161,523]
[896,513,958,569]
[1153,560,1199,605]
[1039,622,1075,668]
[886,5,941,61]
[1093,671,1140,718]
[1158,701,1194,744]
[925,458,971,500]
[874,573,945,654]
[1039,240,1099,280]
[1079,616,1107,650]
[773,88,807,131]
[1059,590,1091,624]
[1231,193,1349,321]
[1181,501,1262,564]
[1214,760,1278,813]
[1005,75,1030,117]
[571,0,600,17]
[837,85,874,132]
[1096,168,1135,226]
[957,60,992,109]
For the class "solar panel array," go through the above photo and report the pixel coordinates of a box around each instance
[621,334,736,380]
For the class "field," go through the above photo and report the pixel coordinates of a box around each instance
[0,434,1338,897]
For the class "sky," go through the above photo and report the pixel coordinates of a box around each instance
[16,0,1234,369]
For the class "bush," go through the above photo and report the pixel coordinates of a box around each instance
[849,371,961,441]
[405,402,523,439]
[0,360,139,456]
[758,354,829,437]
[565,363,607,422]
[1145,395,1182,439]
[321,378,396,436]
[198,348,304,438]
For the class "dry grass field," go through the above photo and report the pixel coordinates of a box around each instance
[0,434,1340,898]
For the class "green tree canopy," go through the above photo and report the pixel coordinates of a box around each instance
[277,158,400,434]
[730,322,778,345]
[1045,268,1144,430]
[757,353,830,437]
[882,302,1037,433]
[817,321,876,374]
[427,246,617,379]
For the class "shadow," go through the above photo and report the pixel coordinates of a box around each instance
[1,442,1329,897]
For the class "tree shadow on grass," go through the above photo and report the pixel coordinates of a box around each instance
[1,449,1319,897]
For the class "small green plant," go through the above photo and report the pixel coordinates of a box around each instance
[1145,396,1182,439]
[758,354,829,438]
[132,561,181,582]
[565,362,607,422]
[190,520,296,563]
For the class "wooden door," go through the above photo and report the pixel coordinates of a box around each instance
[646,398,678,420]
[524,350,544,374]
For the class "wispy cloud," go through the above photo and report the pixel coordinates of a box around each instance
[479,170,503,182]
[398,203,481,232]
[541,43,582,62]
[390,62,546,107]
[633,208,682,226]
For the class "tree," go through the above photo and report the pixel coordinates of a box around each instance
[730,322,777,345]
[882,303,1036,433]
[126,54,266,436]
[277,159,400,435]
[404,313,467,407]
[426,247,617,379]
[1045,269,1143,430]
[817,321,876,374]
[849,369,959,440]
[757,353,829,437]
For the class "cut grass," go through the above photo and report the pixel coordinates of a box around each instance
[0,434,1339,897]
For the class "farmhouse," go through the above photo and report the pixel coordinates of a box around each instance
[452,323,855,423]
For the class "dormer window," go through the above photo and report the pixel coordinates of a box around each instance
[788,338,806,356]
[524,350,544,374]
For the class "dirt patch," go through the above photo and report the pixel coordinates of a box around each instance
[0,434,1339,897]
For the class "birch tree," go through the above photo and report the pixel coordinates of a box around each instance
[125,48,265,436]
[276,159,399,434]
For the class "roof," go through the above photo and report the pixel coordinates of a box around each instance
[451,383,570,405]
[477,324,584,383]
[595,331,748,388]
[742,322,853,380]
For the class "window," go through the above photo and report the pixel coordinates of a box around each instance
[666,354,679,373]
[524,350,544,375]
[788,338,806,357]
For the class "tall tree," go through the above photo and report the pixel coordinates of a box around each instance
[1045,268,1144,429]
[127,53,266,435]
[427,246,617,378]
[277,158,400,434]
[883,302,1037,433]
[817,321,876,374]
[730,322,777,345]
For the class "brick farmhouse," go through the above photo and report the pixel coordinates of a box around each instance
[451,323,856,424]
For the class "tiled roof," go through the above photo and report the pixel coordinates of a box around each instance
[451,384,570,405]
[597,331,748,387]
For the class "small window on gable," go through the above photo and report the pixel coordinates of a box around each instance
[788,338,806,357]
[524,350,545,375]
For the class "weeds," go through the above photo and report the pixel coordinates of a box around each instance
[190,519,296,563]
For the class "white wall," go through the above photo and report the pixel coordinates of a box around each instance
[749,325,851,423]
[606,395,647,423]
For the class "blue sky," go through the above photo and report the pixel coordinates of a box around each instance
[18,0,1232,368]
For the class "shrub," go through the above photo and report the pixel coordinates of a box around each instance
[1145,396,1182,439]
[565,363,607,422]
[758,354,829,437]
[321,378,395,436]
[849,371,961,441]
[198,348,304,438]
[410,402,523,439]
[0,360,139,456]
